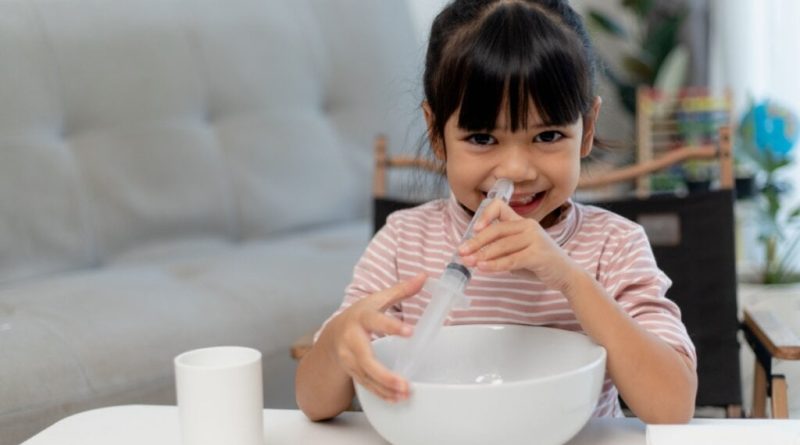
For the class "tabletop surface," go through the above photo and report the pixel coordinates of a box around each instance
[744,294,800,358]
[21,405,800,445]
[21,405,644,445]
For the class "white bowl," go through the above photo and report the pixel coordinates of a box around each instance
[355,324,606,445]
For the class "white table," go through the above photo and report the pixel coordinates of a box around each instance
[21,405,800,445]
[21,405,644,445]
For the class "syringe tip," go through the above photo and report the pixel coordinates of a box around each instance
[487,178,514,203]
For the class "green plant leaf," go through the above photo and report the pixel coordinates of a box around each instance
[587,10,628,39]
[774,229,800,283]
[622,54,655,83]
[774,157,792,170]
[616,83,638,116]
[622,0,655,18]
[653,45,689,91]
[788,205,800,223]
[642,13,686,73]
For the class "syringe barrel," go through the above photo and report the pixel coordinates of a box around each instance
[393,266,468,377]
[392,179,513,378]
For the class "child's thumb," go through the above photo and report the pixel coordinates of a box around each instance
[376,273,427,311]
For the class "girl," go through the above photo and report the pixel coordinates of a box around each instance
[296,0,697,423]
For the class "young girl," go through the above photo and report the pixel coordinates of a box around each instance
[296,0,697,423]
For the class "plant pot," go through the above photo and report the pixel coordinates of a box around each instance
[685,178,711,193]
[735,175,756,200]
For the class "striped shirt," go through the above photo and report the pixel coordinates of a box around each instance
[321,194,697,417]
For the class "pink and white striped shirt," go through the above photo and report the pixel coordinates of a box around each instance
[323,194,697,417]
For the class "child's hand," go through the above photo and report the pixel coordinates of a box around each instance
[321,273,426,403]
[458,199,574,291]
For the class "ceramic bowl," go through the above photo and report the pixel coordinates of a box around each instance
[355,324,606,445]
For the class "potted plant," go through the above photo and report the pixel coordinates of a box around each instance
[586,0,688,116]
[733,160,757,200]
[681,159,712,193]
[675,104,718,193]
[586,0,691,191]
[737,99,800,285]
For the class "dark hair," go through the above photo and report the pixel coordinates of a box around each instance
[423,0,599,141]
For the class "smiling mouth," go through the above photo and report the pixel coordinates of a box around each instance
[508,192,544,206]
[482,190,543,204]
[480,189,546,216]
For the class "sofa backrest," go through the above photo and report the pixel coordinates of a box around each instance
[0,0,423,285]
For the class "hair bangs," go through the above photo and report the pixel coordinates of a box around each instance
[450,2,592,133]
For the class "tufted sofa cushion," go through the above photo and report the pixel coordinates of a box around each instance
[0,0,422,285]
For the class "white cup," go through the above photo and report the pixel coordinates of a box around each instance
[175,346,265,445]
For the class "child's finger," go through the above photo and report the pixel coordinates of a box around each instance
[470,231,528,263]
[472,199,502,231]
[372,273,427,312]
[474,199,521,231]
[346,338,399,401]
[363,372,398,401]
[348,335,406,401]
[362,356,408,400]
[363,312,413,337]
[352,368,397,402]
[459,219,523,256]
[477,248,532,272]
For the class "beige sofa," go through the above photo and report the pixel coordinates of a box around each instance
[0,0,423,443]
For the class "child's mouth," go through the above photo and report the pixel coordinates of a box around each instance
[483,190,546,216]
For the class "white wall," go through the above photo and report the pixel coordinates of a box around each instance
[407,0,450,44]
[710,0,800,273]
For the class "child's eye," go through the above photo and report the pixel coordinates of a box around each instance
[466,133,497,146]
[534,131,564,143]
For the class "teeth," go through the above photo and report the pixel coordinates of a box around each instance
[513,193,536,205]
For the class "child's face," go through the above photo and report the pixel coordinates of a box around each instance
[428,99,599,228]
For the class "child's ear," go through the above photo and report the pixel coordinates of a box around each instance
[422,101,446,161]
[581,96,603,158]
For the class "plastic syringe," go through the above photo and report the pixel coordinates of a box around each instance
[393,178,514,378]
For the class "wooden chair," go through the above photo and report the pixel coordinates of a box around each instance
[741,296,800,418]
[582,164,743,418]
[293,119,744,418]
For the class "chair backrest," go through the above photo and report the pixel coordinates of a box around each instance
[372,134,444,232]
[583,101,741,411]
[588,190,741,410]
[371,119,742,413]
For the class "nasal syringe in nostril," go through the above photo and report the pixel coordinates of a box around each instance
[393,178,514,379]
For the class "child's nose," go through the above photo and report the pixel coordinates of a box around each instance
[495,145,532,181]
